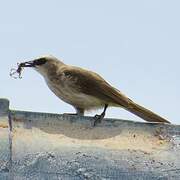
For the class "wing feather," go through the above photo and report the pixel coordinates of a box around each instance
[62,67,131,107]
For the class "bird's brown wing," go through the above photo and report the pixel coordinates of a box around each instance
[62,67,131,107]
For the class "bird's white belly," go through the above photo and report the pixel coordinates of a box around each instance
[46,80,103,109]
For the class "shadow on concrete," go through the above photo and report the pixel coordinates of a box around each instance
[11,113,167,141]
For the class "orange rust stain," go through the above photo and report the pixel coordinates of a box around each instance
[0,124,8,128]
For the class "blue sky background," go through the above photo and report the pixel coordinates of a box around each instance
[0,0,179,124]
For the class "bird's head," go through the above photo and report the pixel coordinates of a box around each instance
[19,55,64,77]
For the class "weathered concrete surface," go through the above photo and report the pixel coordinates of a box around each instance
[0,116,11,179]
[0,98,180,179]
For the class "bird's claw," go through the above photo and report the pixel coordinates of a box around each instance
[93,114,103,126]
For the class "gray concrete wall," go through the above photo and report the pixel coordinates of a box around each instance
[0,98,180,179]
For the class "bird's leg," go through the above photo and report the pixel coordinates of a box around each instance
[93,104,108,126]
[75,107,85,116]
[63,107,84,116]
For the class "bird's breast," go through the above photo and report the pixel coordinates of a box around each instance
[45,78,104,109]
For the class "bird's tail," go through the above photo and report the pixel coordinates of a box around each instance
[125,101,170,123]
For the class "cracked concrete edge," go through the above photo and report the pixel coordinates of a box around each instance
[0,98,180,131]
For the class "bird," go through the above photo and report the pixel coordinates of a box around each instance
[18,55,170,125]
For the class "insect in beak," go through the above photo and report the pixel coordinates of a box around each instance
[10,61,35,79]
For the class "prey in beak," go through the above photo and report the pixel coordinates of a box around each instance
[10,57,47,79]
[10,61,35,79]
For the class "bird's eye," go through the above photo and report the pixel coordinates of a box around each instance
[34,58,47,66]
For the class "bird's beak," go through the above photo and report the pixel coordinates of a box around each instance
[19,61,35,68]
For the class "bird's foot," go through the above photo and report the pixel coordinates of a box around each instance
[93,112,105,126]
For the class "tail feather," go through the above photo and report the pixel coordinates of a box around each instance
[126,101,170,123]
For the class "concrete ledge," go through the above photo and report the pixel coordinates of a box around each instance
[0,98,180,179]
